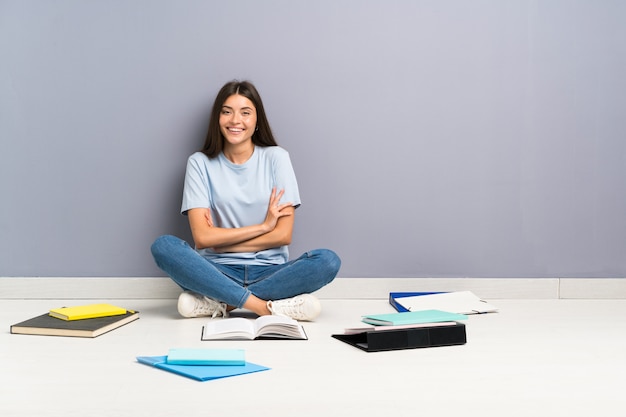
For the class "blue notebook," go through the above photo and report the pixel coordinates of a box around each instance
[166,348,245,366]
[137,355,269,381]
[361,309,467,326]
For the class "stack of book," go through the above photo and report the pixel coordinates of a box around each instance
[332,309,469,352]
[333,291,498,352]
[10,303,139,338]
[137,348,269,381]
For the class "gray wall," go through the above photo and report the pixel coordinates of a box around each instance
[1,0,625,278]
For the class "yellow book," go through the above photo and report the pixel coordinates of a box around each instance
[49,303,128,321]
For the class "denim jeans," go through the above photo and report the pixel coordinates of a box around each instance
[151,235,341,308]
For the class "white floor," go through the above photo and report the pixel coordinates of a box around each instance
[2,298,626,417]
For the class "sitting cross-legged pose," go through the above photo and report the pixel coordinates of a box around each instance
[151,80,341,321]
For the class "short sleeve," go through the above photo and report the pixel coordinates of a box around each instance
[271,148,301,209]
[181,153,211,215]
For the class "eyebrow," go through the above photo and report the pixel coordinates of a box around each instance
[222,105,255,111]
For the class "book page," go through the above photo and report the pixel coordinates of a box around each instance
[343,321,457,335]
[253,315,307,339]
[202,318,256,340]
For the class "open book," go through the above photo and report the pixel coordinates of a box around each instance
[201,316,307,341]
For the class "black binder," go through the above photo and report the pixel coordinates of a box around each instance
[331,322,466,352]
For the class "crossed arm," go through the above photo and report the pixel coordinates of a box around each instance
[188,188,295,253]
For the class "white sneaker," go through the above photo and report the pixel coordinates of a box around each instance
[177,291,228,318]
[267,294,321,321]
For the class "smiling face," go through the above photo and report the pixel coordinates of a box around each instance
[219,94,257,150]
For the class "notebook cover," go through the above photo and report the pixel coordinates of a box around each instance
[362,309,467,326]
[137,356,269,381]
[390,291,498,314]
[166,348,246,366]
[10,311,139,338]
[332,322,467,352]
[49,303,128,320]
[389,292,445,312]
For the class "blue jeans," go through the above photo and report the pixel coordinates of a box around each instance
[151,235,341,308]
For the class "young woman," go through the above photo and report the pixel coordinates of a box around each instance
[151,80,340,321]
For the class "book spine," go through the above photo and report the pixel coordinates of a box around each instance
[365,323,466,352]
[388,292,445,313]
[388,293,410,312]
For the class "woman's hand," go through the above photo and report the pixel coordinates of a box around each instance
[188,188,294,252]
[262,187,293,232]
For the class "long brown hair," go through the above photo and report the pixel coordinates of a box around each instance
[201,80,278,158]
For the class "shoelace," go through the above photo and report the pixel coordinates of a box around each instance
[270,297,306,319]
[194,296,228,318]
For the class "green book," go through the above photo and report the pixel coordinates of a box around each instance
[361,309,467,326]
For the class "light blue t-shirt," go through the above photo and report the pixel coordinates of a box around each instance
[181,146,301,265]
